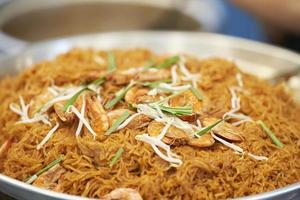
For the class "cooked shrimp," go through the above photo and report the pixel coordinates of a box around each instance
[102,188,143,200]
[201,98,229,119]
[203,117,244,142]
[169,90,202,113]
[126,114,151,129]
[30,90,55,115]
[53,101,76,122]
[136,69,170,82]
[125,87,157,104]
[0,139,12,158]
[179,113,199,123]
[54,94,87,123]
[188,134,215,148]
[148,121,189,146]
[147,120,214,147]
[77,138,103,166]
[32,164,65,192]
[109,68,170,85]
[86,94,109,133]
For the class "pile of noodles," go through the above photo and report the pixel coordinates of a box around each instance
[0,48,300,200]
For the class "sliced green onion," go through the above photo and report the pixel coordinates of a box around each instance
[195,119,224,137]
[63,88,88,112]
[139,60,156,72]
[87,77,106,92]
[91,77,106,86]
[35,105,44,114]
[109,147,124,168]
[104,81,135,109]
[155,90,186,105]
[128,103,137,110]
[144,59,155,68]
[105,110,130,135]
[108,52,116,73]
[25,155,64,184]
[63,77,106,112]
[145,55,180,70]
[155,55,180,69]
[157,105,193,116]
[257,120,283,148]
[142,79,172,88]
[190,85,203,101]
[115,86,125,97]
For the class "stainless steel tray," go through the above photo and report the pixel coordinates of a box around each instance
[0,31,299,200]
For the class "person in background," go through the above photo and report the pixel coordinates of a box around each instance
[231,0,300,51]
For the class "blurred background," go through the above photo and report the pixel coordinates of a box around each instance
[0,0,299,52]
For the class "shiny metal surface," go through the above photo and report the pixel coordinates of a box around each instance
[0,0,205,55]
[0,31,299,200]
[0,0,200,42]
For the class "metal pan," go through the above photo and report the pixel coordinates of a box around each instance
[0,31,299,200]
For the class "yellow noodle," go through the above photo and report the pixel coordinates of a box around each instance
[0,48,299,199]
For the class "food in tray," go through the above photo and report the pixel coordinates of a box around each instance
[0,48,299,199]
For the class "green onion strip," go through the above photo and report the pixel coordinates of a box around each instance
[142,79,172,88]
[257,120,283,148]
[63,88,88,112]
[143,55,180,70]
[105,110,131,135]
[108,52,117,73]
[63,77,106,112]
[109,147,124,168]
[25,155,64,184]
[155,104,192,116]
[190,85,203,101]
[195,119,224,137]
[105,81,135,109]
